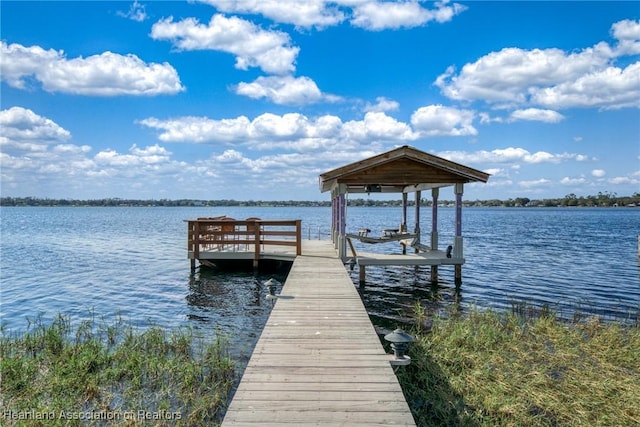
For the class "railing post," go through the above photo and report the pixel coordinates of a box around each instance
[188,221,196,269]
[296,220,302,255]
[253,220,261,269]
[192,221,201,268]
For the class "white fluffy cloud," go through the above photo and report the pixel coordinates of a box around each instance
[410,105,477,136]
[365,97,400,113]
[0,108,207,198]
[95,144,172,166]
[436,45,612,104]
[560,176,586,185]
[235,75,341,105]
[0,107,71,145]
[349,0,466,30]
[519,178,552,188]
[0,42,184,96]
[188,147,383,194]
[2,105,635,199]
[342,112,417,142]
[200,0,346,29]
[508,108,565,123]
[435,19,640,110]
[531,62,640,110]
[198,0,466,30]
[150,14,299,74]
[117,0,147,22]
[139,111,419,148]
[608,173,640,185]
[138,116,252,143]
[611,19,640,55]
[437,147,590,165]
[150,2,465,107]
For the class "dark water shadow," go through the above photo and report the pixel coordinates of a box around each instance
[186,262,291,313]
[184,263,293,421]
[356,265,463,333]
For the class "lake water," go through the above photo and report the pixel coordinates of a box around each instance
[1,206,639,366]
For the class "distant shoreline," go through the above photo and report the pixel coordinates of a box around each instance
[1,193,639,208]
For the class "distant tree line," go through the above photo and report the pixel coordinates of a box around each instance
[0,197,331,207]
[493,192,640,207]
[1,192,639,208]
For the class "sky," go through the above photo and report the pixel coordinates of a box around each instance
[1,1,639,201]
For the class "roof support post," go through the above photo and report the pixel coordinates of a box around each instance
[430,188,439,282]
[454,183,463,237]
[331,190,338,248]
[431,188,439,251]
[401,193,408,233]
[331,190,338,249]
[454,183,464,284]
[337,185,347,260]
[414,191,421,254]
[339,193,346,259]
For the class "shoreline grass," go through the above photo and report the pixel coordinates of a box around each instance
[396,304,640,426]
[1,314,234,426]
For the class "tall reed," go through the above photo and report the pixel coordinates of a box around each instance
[396,303,640,426]
[1,314,234,426]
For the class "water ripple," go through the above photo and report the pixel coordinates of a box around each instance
[1,206,639,358]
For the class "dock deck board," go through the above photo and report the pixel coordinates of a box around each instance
[221,240,416,426]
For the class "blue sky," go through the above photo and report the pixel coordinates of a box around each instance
[1,1,639,201]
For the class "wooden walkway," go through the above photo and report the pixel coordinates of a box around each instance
[222,240,416,426]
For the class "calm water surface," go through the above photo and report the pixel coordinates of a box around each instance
[1,206,639,365]
[347,206,640,328]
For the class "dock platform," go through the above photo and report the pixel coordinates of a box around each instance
[221,240,416,426]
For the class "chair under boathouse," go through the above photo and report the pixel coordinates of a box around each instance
[319,145,490,283]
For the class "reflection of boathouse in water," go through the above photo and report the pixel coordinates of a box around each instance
[319,145,490,284]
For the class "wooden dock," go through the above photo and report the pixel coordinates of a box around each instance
[186,218,302,269]
[221,240,416,426]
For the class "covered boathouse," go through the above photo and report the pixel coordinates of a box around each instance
[319,145,490,284]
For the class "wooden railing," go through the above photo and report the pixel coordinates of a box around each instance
[187,217,302,267]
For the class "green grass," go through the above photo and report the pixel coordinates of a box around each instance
[396,305,640,426]
[1,314,234,426]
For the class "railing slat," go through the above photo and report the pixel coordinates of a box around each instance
[187,218,303,267]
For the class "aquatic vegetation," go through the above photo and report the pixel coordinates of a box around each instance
[396,304,640,426]
[1,314,234,426]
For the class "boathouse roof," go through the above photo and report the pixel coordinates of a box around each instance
[319,145,490,193]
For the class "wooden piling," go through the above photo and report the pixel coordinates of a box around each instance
[430,266,438,282]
